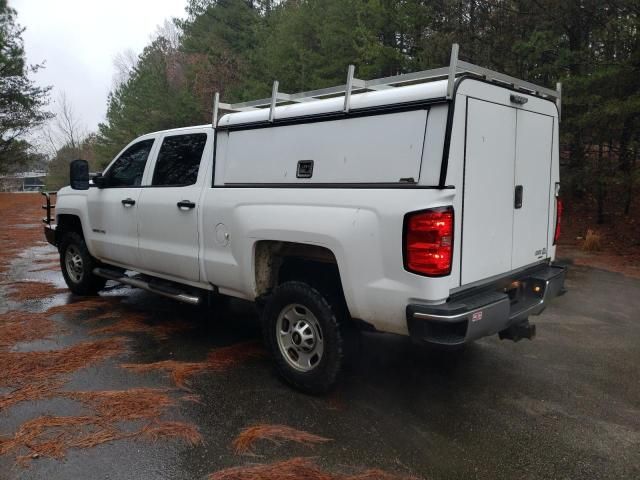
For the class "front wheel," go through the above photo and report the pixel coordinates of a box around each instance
[59,231,106,295]
[262,281,346,394]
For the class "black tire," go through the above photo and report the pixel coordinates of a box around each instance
[262,281,345,394]
[59,231,107,295]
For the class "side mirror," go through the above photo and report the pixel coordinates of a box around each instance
[92,173,107,189]
[70,159,90,190]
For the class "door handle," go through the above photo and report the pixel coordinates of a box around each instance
[177,200,196,210]
[514,185,523,209]
[121,198,136,207]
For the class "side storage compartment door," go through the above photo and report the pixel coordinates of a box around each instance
[137,132,209,282]
[222,110,429,184]
[461,98,516,285]
[511,110,554,268]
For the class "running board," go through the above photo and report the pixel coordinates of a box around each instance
[93,268,201,306]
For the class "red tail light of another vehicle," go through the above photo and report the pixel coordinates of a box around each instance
[404,207,454,277]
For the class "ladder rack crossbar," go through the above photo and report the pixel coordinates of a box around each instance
[365,66,452,89]
[212,44,561,127]
[456,60,559,98]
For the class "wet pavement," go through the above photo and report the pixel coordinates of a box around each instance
[1,229,639,478]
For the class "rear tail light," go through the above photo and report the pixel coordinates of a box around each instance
[553,197,563,245]
[404,207,454,277]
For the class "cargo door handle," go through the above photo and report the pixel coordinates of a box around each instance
[514,185,523,209]
[121,198,136,207]
[177,200,196,210]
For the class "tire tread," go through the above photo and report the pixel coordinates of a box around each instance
[262,281,345,394]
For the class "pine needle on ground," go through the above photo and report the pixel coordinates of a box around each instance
[0,338,126,410]
[0,310,58,350]
[140,420,203,446]
[232,424,331,455]
[208,457,420,480]
[122,341,265,390]
[121,360,209,390]
[0,338,126,389]
[209,457,332,480]
[45,297,124,318]
[0,380,65,411]
[206,342,266,372]
[0,388,203,465]
[89,312,189,340]
[65,388,175,421]
[6,280,66,301]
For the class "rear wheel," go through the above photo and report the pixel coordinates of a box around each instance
[263,281,345,394]
[59,231,106,295]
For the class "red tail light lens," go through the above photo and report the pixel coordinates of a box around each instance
[553,197,563,245]
[404,207,454,277]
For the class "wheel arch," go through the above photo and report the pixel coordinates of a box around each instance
[253,240,348,312]
[56,214,85,244]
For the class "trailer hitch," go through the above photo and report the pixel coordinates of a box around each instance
[499,320,536,342]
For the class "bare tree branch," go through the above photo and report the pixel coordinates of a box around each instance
[113,48,138,88]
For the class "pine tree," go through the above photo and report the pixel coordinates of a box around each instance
[0,0,51,173]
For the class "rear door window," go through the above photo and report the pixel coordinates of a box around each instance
[104,139,155,187]
[152,133,207,187]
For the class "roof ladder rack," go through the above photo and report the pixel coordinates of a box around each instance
[212,43,563,128]
[446,43,459,99]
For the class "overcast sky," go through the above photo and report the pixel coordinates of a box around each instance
[11,0,188,134]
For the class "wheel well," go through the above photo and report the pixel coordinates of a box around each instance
[57,215,84,244]
[254,241,345,301]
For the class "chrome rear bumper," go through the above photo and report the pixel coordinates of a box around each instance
[406,264,566,346]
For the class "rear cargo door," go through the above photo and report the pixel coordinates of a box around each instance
[511,110,553,269]
[461,98,516,285]
[461,98,554,286]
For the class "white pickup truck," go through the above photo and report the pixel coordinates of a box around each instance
[43,46,566,393]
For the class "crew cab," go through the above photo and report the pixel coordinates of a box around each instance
[43,45,566,393]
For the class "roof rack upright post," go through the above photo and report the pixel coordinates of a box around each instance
[212,92,220,128]
[343,64,355,113]
[556,82,562,122]
[447,43,460,100]
[269,80,279,122]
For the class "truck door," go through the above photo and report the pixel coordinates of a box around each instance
[137,132,208,282]
[460,98,516,285]
[511,110,553,269]
[87,138,155,268]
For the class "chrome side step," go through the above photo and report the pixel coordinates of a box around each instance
[93,268,201,306]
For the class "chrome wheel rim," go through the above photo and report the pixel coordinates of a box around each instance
[65,245,84,283]
[276,303,324,372]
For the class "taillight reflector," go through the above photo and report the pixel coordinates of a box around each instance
[404,207,454,277]
[554,197,563,245]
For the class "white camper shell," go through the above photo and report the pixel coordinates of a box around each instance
[46,45,566,393]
